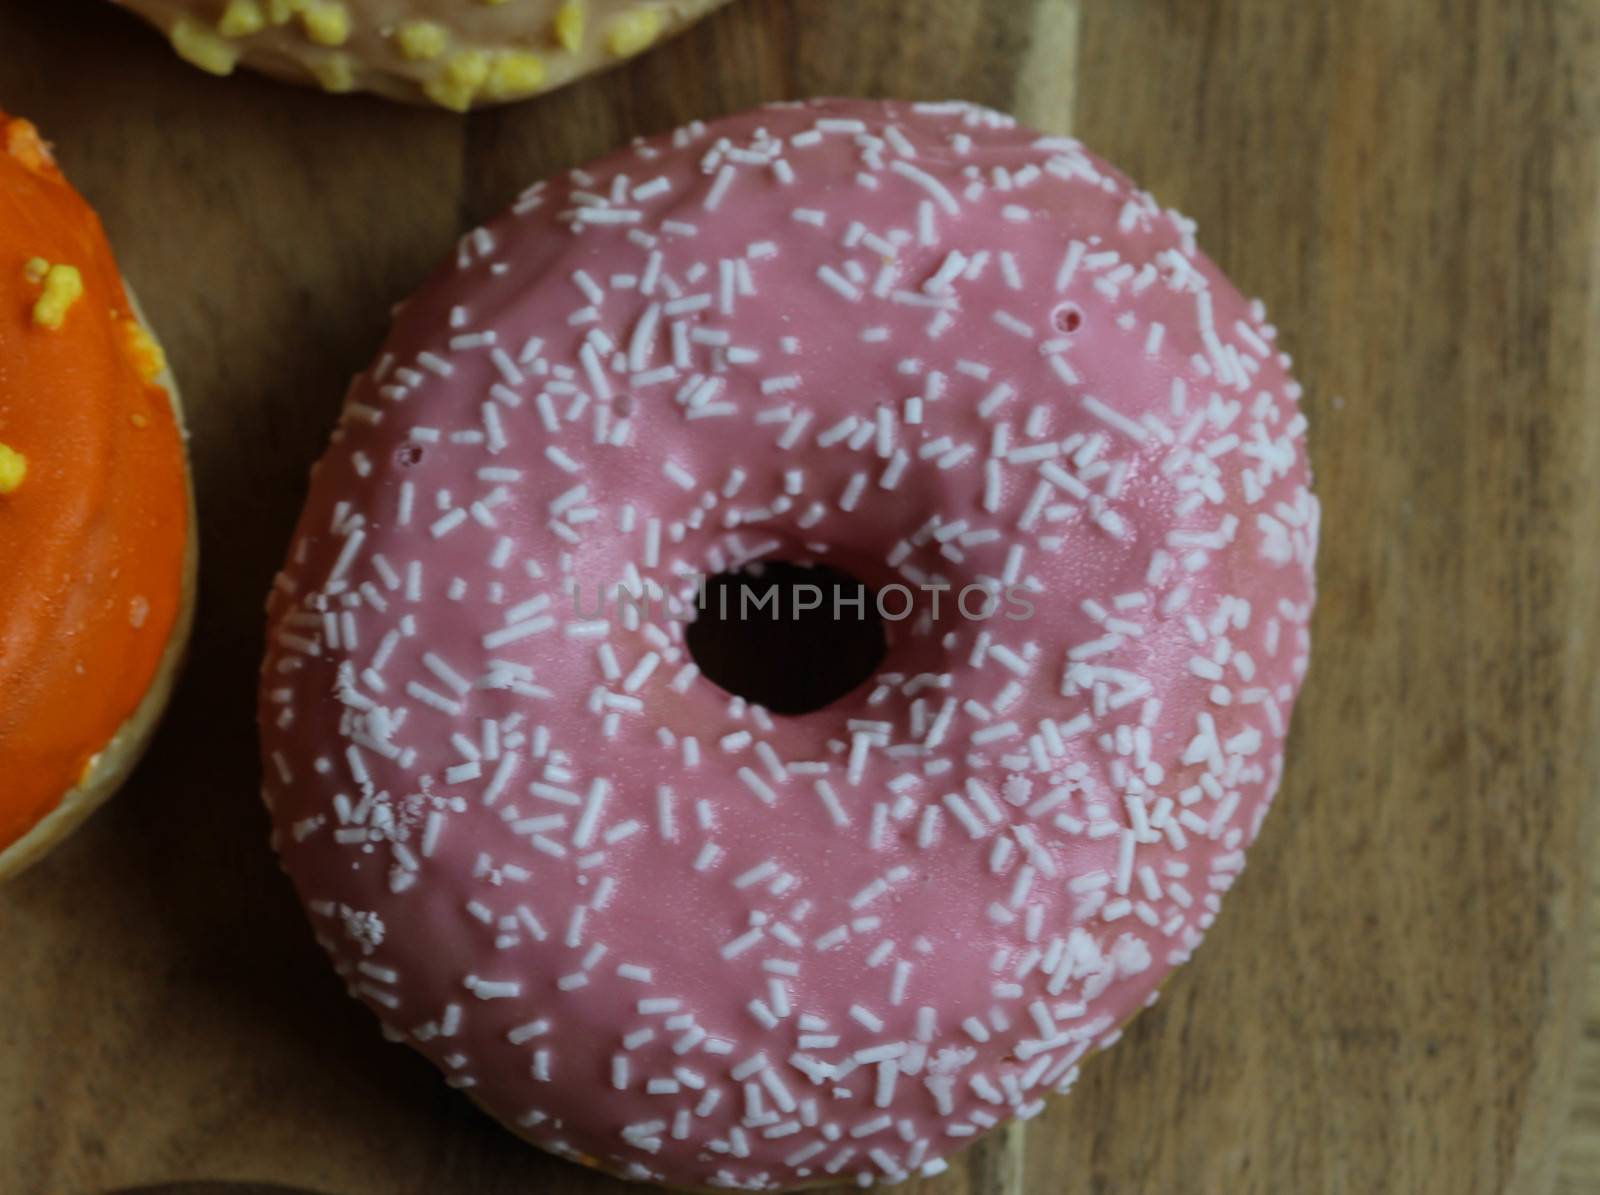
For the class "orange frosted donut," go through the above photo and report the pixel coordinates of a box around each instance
[110,0,731,110]
[0,112,195,880]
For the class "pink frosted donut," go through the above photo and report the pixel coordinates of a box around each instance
[260,98,1318,1189]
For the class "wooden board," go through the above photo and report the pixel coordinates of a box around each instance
[1558,867,1600,1194]
[2,1,1597,1192]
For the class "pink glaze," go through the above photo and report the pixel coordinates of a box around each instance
[260,99,1318,1189]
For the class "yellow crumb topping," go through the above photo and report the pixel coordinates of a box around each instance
[0,443,27,495]
[171,16,241,75]
[119,319,168,384]
[554,1,585,52]
[23,257,49,285]
[312,52,356,92]
[3,119,53,174]
[301,1,351,46]
[486,52,548,99]
[396,20,450,62]
[424,50,490,111]
[32,264,84,330]
[607,8,663,57]
[267,0,299,24]
[219,0,266,37]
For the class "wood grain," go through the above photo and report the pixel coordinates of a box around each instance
[1558,870,1600,1194]
[1,1,1596,1193]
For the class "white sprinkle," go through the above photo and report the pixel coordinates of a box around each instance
[849,1004,886,1032]
[818,265,863,302]
[482,617,554,649]
[889,160,959,214]
[987,308,1033,339]
[704,164,737,211]
[656,786,677,841]
[1115,831,1137,894]
[815,780,850,828]
[739,768,779,806]
[721,928,765,960]
[430,508,467,539]
[572,269,605,306]
[943,793,987,839]
[1054,241,1086,291]
[1083,394,1152,442]
[572,779,611,849]
[880,450,911,491]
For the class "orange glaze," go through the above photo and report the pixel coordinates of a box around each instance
[0,114,188,852]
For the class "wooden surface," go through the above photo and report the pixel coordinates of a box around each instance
[1,1,1597,1193]
[1559,868,1600,1194]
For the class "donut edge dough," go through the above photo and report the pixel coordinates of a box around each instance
[467,1091,831,1193]
[0,288,197,883]
[467,997,1170,1189]
[116,0,733,111]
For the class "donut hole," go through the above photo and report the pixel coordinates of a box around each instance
[394,442,426,467]
[1052,302,1085,334]
[686,561,887,716]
